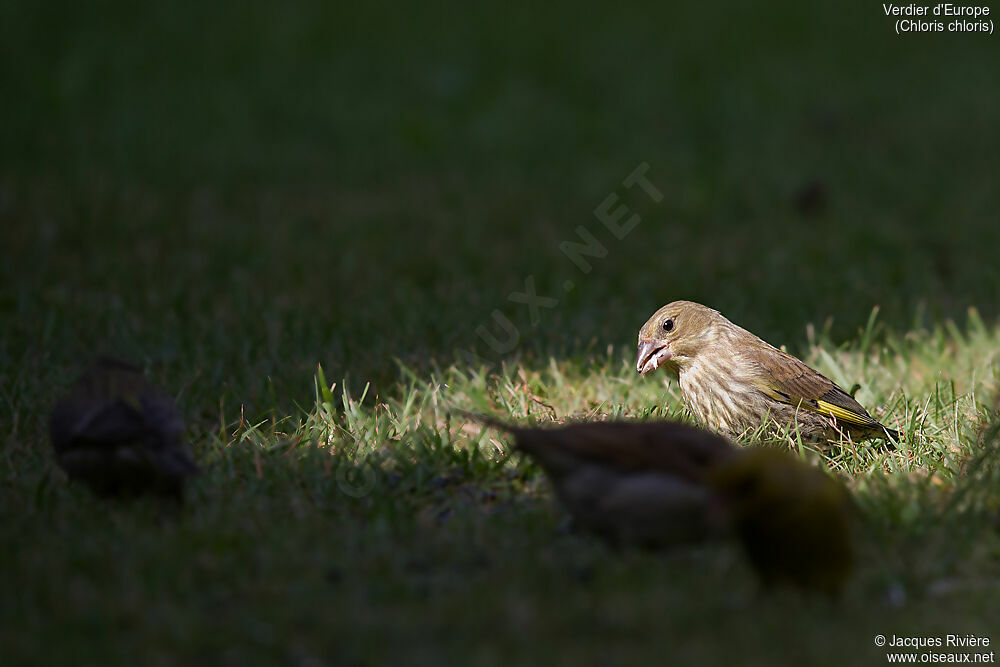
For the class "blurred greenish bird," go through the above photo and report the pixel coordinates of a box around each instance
[637,300,899,444]
[707,447,856,595]
[474,416,856,594]
[49,357,198,499]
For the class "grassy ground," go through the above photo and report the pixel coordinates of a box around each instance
[2,1,1000,664]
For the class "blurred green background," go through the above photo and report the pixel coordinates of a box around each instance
[3,1,998,407]
[2,1,999,663]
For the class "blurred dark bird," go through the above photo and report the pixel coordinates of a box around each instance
[792,179,828,216]
[473,416,857,594]
[49,357,198,498]
[637,301,899,444]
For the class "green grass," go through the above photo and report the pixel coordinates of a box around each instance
[2,1,1000,664]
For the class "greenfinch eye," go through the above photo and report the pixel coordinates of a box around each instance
[662,318,674,333]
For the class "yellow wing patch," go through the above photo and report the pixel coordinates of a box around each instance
[754,379,878,427]
[813,399,877,427]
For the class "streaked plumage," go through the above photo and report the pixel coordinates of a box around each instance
[50,357,198,498]
[474,416,856,593]
[637,301,898,444]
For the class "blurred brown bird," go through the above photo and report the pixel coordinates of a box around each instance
[49,357,198,499]
[474,417,737,547]
[637,301,898,444]
[474,416,857,594]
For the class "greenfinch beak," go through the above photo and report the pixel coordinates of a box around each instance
[637,339,671,375]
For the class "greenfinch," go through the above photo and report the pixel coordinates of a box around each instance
[49,357,198,499]
[637,300,898,444]
[476,416,856,593]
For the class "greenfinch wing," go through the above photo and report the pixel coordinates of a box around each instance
[748,346,894,435]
